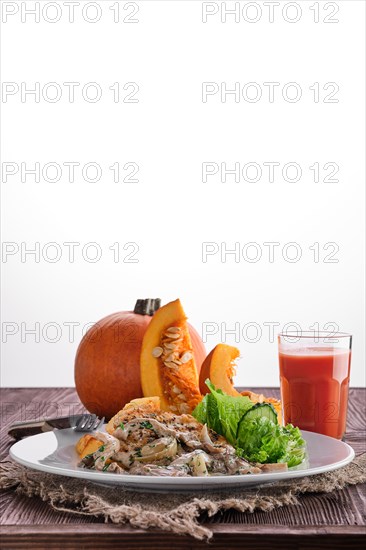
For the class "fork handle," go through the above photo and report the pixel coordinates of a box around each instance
[8,421,53,440]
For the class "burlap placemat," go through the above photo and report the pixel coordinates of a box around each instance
[1,454,365,541]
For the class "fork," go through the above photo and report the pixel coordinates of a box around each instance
[74,414,105,432]
[8,413,105,439]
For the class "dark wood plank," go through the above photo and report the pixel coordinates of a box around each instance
[0,387,365,548]
[1,524,366,549]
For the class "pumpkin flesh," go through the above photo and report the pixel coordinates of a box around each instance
[140,299,202,413]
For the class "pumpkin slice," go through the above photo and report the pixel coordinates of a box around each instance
[199,343,241,397]
[140,299,202,413]
[199,343,282,423]
[76,433,105,459]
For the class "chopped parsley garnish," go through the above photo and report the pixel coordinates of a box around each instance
[140,421,153,430]
[134,447,142,457]
[102,464,110,471]
[98,445,105,452]
[119,422,125,430]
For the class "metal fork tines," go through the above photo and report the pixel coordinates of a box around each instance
[74,414,104,432]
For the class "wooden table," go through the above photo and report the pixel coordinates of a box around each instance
[1,387,365,549]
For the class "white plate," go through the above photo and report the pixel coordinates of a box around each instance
[10,428,355,491]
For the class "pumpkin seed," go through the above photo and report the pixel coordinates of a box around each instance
[163,343,178,350]
[152,346,163,358]
[166,327,181,333]
[180,351,193,363]
[161,340,181,349]
[164,353,178,363]
[164,361,178,369]
[164,332,180,339]
[171,385,181,394]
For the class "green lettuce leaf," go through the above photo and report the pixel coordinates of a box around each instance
[192,394,207,424]
[193,379,306,467]
[278,424,306,467]
[193,380,253,445]
[236,416,305,465]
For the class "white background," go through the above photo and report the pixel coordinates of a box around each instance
[1,0,365,388]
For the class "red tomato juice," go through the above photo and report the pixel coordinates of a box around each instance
[279,347,351,439]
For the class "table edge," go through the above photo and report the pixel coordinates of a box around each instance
[1,524,365,535]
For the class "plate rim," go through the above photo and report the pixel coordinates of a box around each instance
[9,429,355,488]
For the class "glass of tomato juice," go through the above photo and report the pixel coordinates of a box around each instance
[278,332,352,439]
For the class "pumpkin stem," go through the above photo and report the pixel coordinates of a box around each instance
[134,299,161,316]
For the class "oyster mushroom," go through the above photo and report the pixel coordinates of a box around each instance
[86,432,120,471]
[135,436,178,462]
[200,424,226,454]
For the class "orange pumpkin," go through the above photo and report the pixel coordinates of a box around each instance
[75,299,205,419]
[140,299,203,414]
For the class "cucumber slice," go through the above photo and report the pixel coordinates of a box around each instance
[240,403,278,424]
[235,403,278,458]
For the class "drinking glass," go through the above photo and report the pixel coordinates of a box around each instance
[278,331,352,439]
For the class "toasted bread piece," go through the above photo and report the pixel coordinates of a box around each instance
[106,396,160,435]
